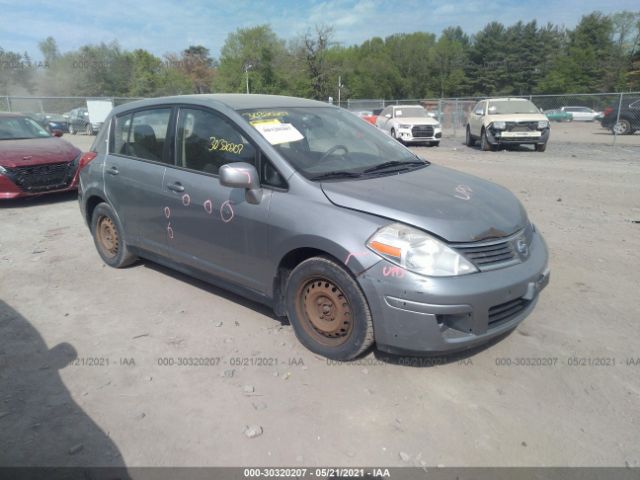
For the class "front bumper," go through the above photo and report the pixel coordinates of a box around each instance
[487,128,550,145]
[398,127,442,143]
[358,231,549,355]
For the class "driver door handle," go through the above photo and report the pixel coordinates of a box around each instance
[167,182,185,193]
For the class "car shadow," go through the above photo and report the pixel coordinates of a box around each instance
[140,261,286,324]
[369,328,516,367]
[0,300,130,477]
[0,191,77,209]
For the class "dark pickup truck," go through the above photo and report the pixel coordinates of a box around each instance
[600,97,640,135]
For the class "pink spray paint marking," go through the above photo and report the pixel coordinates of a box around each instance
[220,200,234,223]
[163,206,171,219]
[345,250,373,266]
[182,193,191,206]
[167,222,174,240]
[203,199,213,215]
[382,265,406,278]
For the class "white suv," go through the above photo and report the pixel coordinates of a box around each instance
[376,105,441,146]
[466,98,550,152]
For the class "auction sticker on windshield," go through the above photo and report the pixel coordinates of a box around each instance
[253,122,304,145]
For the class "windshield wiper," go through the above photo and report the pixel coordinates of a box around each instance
[310,171,363,181]
[362,160,427,174]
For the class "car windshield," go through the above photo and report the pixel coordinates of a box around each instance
[0,116,51,140]
[239,107,426,180]
[487,100,540,115]
[395,107,428,118]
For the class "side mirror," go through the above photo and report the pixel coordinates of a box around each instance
[219,162,263,204]
[385,113,392,118]
[51,129,63,137]
[474,109,484,116]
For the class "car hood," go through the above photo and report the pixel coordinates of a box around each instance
[0,138,81,167]
[396,117,439,125]
[486,113,548,122]
[320,164,528,243]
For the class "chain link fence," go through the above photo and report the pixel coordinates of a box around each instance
[343,93,640,147]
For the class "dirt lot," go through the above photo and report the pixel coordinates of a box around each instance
[1,131,639,469]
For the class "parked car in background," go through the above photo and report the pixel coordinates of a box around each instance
[376,105,442,146]
[352,110,378,125]
[466,98,550,152]
[0,113,81,199]
[27,113,70,133]
[77,94,549,360]
[544,109,573,122]
[600,97,640,135]
[67,107,102,135]
[559,106,602,122]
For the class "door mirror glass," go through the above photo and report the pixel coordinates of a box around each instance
[385,113,392,118]
[474,108,484,116]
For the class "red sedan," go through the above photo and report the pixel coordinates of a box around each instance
[0,113,82,199]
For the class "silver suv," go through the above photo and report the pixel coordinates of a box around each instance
[78,94,550,360]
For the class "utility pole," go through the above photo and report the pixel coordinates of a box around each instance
[338,75,343,107]
[244,63,253,94]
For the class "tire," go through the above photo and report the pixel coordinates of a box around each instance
[430,141,440,147]
[391,128,403,144]
[480,128,492,151]
[285,256,374,360]
[535,142,547,152]
[85,123,93,135]
[69,124,76,135]
[612,119,631,135]
[465,126,476,146]
[91,203,137,268]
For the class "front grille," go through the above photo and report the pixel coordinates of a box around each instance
[505,121,538,132]
[454,240,515,267]
[6,162,75,192]
[489,297,530,327]
[412,125,434,137]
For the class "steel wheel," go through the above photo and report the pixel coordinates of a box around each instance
[613,119,630,135]
[296,278,354,347]
[96,215,119,259]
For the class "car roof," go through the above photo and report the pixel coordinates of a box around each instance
[111,94,330,116]
[487,98,530,102]
[0,112,27,119]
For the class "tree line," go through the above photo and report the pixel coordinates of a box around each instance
[1,11,639,101]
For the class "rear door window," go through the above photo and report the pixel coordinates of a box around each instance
[111,108,172,164]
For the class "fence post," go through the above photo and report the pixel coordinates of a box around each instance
[613,92,624,148]
[6,96,11,112]
[454,98,458,137]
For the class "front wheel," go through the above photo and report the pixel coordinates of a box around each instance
[85,123,93,135]
[285,256,374,360]
[69,124,76,135]
[429,141,440,147]
[465,126,476,146]
[91,203,137,268]
[480,129,492,151]
[535,142,547,152]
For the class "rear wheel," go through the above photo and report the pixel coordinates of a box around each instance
[91,203,137,268]
[285,256,374,360]
[612,119,631,135]
[465,126,476,146]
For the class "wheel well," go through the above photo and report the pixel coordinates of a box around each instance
[272,247,337,317]
[85,195,106,224]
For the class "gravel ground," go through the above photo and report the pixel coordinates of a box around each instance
[0,132,639,469]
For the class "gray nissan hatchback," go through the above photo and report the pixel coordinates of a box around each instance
[78,94,550,360]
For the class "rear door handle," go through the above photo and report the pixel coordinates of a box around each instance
[167,182,185,193]
[107,166,119,175]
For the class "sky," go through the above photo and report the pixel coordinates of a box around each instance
[0,0,638,60]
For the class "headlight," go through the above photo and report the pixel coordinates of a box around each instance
[537,120,549,129]
[367,223,478,277]
[398,124,411,129]
[492,121,506,130]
